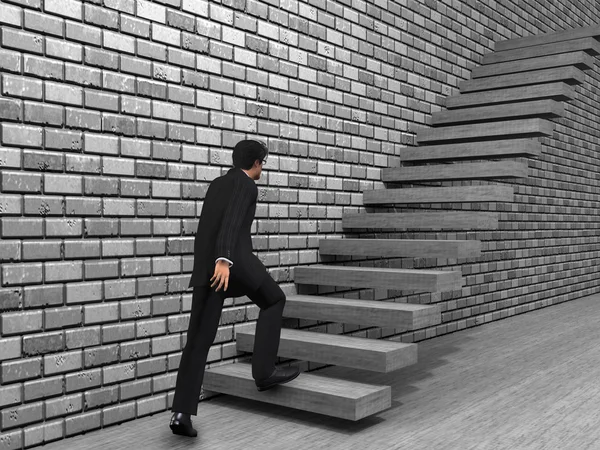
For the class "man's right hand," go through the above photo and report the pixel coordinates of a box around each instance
[210,260,230,292]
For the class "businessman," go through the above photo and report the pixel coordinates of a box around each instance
[169,139,300,437]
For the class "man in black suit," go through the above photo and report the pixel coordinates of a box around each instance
[169,139,300,437]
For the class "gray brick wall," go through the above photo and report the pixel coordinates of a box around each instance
[0,0,599,446]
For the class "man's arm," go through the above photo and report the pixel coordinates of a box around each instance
[215,176,255,265]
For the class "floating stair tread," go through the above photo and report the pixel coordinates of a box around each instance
[204,362,391,421]
[236,328,418,373]
[294,265,464,291]
[472,51,594,79]
[447,82,574,109]
[495,25,600,52]
[382,161,528,182]
[362,185,514,204]
[417,118,554,144]
[400,139,542,162]
[431,100,564,126]
[319,238,482,258]
[283,294,441,329]
[342,211,499,230]
[483,37,600,64]
[460,66,585,93]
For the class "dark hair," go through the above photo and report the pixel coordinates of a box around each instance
[232,139,268,170]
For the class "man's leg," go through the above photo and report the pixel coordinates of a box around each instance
[171,286,225,415]
[247,277,287,381]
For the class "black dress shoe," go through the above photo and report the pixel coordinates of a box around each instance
[255,366,300,392]
[169,412,197,437]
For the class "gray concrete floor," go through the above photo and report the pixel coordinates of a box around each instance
[40,293,600,450]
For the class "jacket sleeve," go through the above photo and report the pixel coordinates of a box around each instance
[215,175,255,264]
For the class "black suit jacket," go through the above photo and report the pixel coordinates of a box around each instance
[188,167,269,292]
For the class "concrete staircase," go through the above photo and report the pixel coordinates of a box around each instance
[202,26,599,421]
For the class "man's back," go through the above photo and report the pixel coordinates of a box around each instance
[188,167,264,290]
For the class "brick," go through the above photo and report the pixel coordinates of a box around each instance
[44,306,82,330]
[0,385,22,408]
[102,401,135,426]
[121,54,151,77]
[24,10,63,36]
[65,411,101,436]
[44,174,83,194]
[22,240,61,260]
[182,0,208,16]
[2,75,43,100]
[65,197,102,216]
[23,196,63,217]
[121,15,150,37]
[23,284,64,308]
[66,21,102,45]
[85,219,119,236]
[0,337,21,362]
[45,129,83,151]
[84,4,119,29]
[138,41,167,62]
[1,28,43,54]
[137,0,166,23]
[85,47,119,70]
[45,393,83,419]
[102,156,135,176]
[102,362,136,385]
[102,114,136,136]
[119,379,150,402]
[63,239,101,258]
[43,350,82,375]
[137,119,167,139]
[47,37,82,62]
[1,262,43,285]
[64,327,100,350]
[0,2,22,26]
[45,0,82,19]
[65,281,102,304]
[153,63,181,83]
[121,96,151,117]
[84,134,119,155]
[23,102,63,126]
[152,23,181,46]
[84,303,119,325]
[103,30,135,54]
[44,261,83,283]
[83,345,118,368]
[104,0,135,14]
[23,376,63,401]
[1,402,43,429]
[167,10,195,32]
[65,108,101,130]
[45,218,83,237]
[65,63,102,87]
[1,357,41,383]
[0,49,22,73]
[102,72,136,93]
[22,331,64,356]
[45,82,83,106]
[84,385,119,409]
[84,90,119,111]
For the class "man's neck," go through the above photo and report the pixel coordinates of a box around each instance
[241,169,251,178]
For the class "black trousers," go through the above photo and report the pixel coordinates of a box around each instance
[171,276,286,416]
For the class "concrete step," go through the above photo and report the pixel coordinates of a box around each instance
[342,211,499,230]
[382,161,528,182]
[431,100,564,126]
[400,139,542,162]
[446,83,574,109]
[417,119,554,144]
[460,66,584,93]
[319,238,482,258]
[203,362,391,421]
[483,37,600,64]
[282,294,441,329]
[294,264,464,291]
[362,185,514,205]
[495,25,600,52]
[236,327,418,373]
[471,51,594,79]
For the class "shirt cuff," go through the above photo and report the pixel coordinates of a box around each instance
[216,257,233,267]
